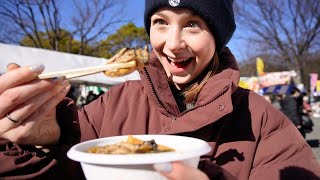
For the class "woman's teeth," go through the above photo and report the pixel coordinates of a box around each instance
[168,57,192,62]
[168,57,193,68]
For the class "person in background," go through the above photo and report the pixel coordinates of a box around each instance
[262,92,272,103]
[0,0,320,179]
[300,92,314,135]
[302,92,312,114]
[84,90,99,105]
[272,94,283,110]
[280,88,306,137]
[263,92,282,111]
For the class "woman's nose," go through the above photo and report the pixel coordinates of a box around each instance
[165,27,186,52]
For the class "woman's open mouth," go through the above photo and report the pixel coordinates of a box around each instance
[168,57,193,70]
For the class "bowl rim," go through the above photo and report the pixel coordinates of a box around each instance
[67,134,212,165]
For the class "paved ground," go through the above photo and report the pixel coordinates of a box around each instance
[305,116,320,161]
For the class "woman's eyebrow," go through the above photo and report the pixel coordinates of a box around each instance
[153,12,168,19]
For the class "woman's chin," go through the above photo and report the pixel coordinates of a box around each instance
[171,75,192,87]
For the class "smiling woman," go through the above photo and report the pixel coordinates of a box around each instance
[149,8,218,103]
[150,8,215,83]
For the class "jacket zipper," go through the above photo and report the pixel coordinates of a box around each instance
[143,68,175,118]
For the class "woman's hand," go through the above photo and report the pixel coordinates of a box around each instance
[0,63,71,145]
[153,161,209,180]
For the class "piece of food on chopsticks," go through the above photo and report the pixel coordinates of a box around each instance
[103,46,149,77]
[37,46,149,79]
[87,135,175,154]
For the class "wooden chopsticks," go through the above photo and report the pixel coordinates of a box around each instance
[38,61,136,79]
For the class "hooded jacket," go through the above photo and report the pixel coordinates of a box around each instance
[1,48,319,180]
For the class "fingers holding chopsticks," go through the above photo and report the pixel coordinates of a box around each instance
[0,79,70,145]
[0,63,70,144]
[0,64,62,116]
[0,76,69,118]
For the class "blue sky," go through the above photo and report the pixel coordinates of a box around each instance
[125,0,245,61]
[125,0,145,27]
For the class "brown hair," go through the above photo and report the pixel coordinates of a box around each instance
[182,52,220,103]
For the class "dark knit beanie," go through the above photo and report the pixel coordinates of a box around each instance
[144,0,236,53]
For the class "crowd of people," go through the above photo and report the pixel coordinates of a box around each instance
[263,87,314,138]
[1,0,320,179]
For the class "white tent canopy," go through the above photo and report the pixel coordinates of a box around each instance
[0,43,140,86]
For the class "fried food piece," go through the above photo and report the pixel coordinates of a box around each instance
[104,46,149,77]
[127,135,174,152]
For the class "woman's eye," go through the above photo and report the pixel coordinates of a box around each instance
[186,22,200,28]
[153,19,166,26]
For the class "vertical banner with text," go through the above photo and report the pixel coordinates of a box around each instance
[316,80,320,92]
[310,73,318,95]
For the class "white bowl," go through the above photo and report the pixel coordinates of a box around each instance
[67,134,212,180]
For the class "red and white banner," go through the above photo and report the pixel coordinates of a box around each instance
[259,71,297,88]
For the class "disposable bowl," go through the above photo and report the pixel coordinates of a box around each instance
[67,134,212,180]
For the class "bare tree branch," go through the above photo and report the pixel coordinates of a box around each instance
[0,0,129,56]
[235,0,320,85]
[70,0,128,55]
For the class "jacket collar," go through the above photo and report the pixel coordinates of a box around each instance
[140,47,240,117]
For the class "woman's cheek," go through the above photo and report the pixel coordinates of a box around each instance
[150,37,162,50]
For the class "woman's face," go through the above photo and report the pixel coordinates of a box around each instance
[150,8,216,87]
